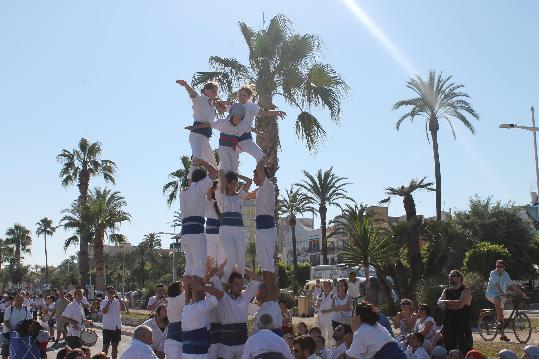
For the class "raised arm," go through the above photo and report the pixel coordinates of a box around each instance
[192,158,219,180]
[201,285,224,301]
[238,174,252,192]
[219,170,227,193]
[176,80,198,98]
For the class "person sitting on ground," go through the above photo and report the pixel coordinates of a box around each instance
[497,349,518,359]
[523,345,539,359]
[393,299,417,348]
[346,302,406,359]
[297,322,308,336]
[376,308,394,337]
[119,325,158,359]
[465,349,485,359]
[329,324,351,359]
[66,348,87,359]
[142,304,168,359]
[309,327,322,338]
[293,335,320,359]
[413,303,435,352]
[284,333,296,353]
[91,353,108,359]
[56,347,72,359]
[242,314,293,359]
[431,346,448,359]
[448,349,465,359]
[314,335,329,359]
[405,332,429,359]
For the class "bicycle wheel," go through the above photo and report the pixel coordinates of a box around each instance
[478,312,498,341]
[513,312,532,344]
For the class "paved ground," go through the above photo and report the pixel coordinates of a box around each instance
[46,331,133,357]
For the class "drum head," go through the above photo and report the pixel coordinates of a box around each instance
[80,329,98,346]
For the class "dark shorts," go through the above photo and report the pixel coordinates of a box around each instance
[103,328,121,346]
[66,335,82,349]
[1,343,8,357]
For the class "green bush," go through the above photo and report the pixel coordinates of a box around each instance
[296,262,311,287]
[463,242,510,279]
[463,271,490,322]
[415,278,446,323]
[277,262,293,289]
[278,290,297,309]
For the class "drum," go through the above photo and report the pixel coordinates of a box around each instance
[80,328,98,347]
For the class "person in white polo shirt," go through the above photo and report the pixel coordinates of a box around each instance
[2,294,32,359]
[100,286,126,359]
[242,314,292,359]
[62,289,92,349]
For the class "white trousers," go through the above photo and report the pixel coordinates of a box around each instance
[218,146,239,174]
[164,339,182,359]
[182,354,207,359]
[220,226,246,282]
[318,314,334,346]
[181,233,207,277]
[219,344,244,359]
[256,227,277,272]
[206,233,224,266]
[239,139,264,163]
[208,344,221,359]
[189,132,217,179]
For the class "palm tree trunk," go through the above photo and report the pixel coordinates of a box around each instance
[16,241,21,284]
[320,205,328,265]
[44,233,49,281]
[94,229,106,292]
[430,122,442,221]
[78,169,91,288]
[290,217,298,278]
[364,261,370,302]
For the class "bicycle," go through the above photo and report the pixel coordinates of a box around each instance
[477,294,532,343]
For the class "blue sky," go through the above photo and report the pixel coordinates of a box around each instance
[1,0,539,267]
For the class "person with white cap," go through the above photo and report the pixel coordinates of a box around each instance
[523,345,539,359]
[242,314,293,359]
[497,349,518,359]
[176,79,218,180]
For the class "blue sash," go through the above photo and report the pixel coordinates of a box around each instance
[205,218,220,235]
[239,132,253,142]
[166,321,182,342]
[182,327,210,354]
[181,216,205,235]
[373,341,407,359]
[221,212,243,227]
[209,322,221,345]
[220,323,248,346]
[271,328,284,337]
[256,215,276,230]
[191,121,212,138]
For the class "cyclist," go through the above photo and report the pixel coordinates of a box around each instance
[485,259,528,342]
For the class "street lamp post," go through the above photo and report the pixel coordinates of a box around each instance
[158,232,181,282]
[499,106,539,198]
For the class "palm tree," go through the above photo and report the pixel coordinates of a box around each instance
[296,167,352,264]
[335,205,396,302]
[194,14,348,176]
[135,233,162,287]
[383,177,434,221]
[393,71,479,220]
[163,155,191,206]
[0,238,11,272]
[36,217,56,281]
[5,224,32,284]
[57,138,117,286]
[246,241,257,270]
[88,188,131,291]
[279,186,315,278]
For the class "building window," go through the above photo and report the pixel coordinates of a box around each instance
[310,255,320,266]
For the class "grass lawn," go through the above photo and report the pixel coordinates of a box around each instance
[473,341,525,358]
[123,309,151,321]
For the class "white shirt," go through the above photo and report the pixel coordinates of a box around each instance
[34,298,46,310]
[405,347,430,359]
[313,287,322,300]
[347,280,361,298]
[100,298,123,330]
[256,178,276,217]
[211,279,260,324]
[241,102,261,131]
[48,303,56,320]
[317,292,334,316]
[212,116,245,136]
[119,338,158,359]
[413,316,435,340]
[142,317,167,352]
[308,355,322,359]
[331,295,352,324]
[252,301,283,333]
[192,94,216,124]
[62,300,86,337]
[330,343,347,359]
[241,329,293,359]
[167,293,186,323]
[318,348,330,359]
[181,295,219,332]
[181,176,213,219]
[205,199,219,221]
[3,305,32,332]
[346,323,395,359]
[217,189,247,215]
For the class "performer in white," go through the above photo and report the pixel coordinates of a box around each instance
[208,268,260,359]
[176,79,218,179]
[216,170,252,282]
[100,286,126,359]
[180,158,219,294]
[61,289,92,349]
[143,304,168,359]
[205,181,222,265]
[181,282,224,359]
[164,281,185,359]
[315,281,335,344]
[242,314,293,359]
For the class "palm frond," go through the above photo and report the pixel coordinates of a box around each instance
[294,112,327,152]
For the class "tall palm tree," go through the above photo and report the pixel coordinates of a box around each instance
[393,71,479,220]
[335,205,396,302]
[36,217,56,281]
[194,14,348,177]
[88,188,131,291]
[163,155,191,206]
[296,167,352,264]
[57,138,117,286]
[5,224,32,284]
[135,233,162,287]
[279,186,315,278]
